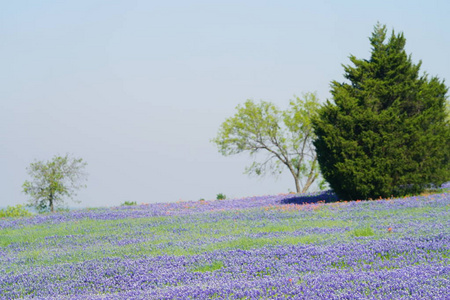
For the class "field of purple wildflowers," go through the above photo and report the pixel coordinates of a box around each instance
[1,189,449,299]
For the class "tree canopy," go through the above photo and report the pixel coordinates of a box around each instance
[212,92,322,193]
[23,154,88,212]
[313,23,450,200]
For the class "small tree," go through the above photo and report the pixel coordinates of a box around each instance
[216,193,226,200]
[313,23,450,200]
[22,154,88,213]
[0,204,33,218]
[212,92,321,193]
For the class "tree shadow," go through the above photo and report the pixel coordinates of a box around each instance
[280,190,338,205]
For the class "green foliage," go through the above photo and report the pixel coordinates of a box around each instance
[191,261,224,273]
[0,204,33,218]
[313,23,450,200]
[446,99,450,122]
[351,226,375,237]
[121,201,137,206]
[22,154,88,213]
[212,93,322,193]
[216,193,226,200]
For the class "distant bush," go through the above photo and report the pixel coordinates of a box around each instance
[216,193,226,200]
[0,204,33,218]
[121,201,137,206]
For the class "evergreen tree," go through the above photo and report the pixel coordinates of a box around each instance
[313,23,450,200]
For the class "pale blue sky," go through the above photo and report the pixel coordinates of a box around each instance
[1,1,449,207]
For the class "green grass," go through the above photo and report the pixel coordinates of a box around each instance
[0,216,170,247]
[203,234,322,252]
[351,226,375,237]
[2,195,448,272]
[191,261,224,273]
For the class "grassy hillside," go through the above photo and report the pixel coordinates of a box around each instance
[0,191,449,299]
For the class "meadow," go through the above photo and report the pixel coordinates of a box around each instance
[0,190,449,299]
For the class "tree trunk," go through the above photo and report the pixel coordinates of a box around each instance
[301,155,318,193]
[302,174,317,193]
[283,161,302,194]
[294,176,301,193]
[49,191,54,213]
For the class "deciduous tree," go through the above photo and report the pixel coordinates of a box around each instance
[23,154,88,212]
[212,93,321,193]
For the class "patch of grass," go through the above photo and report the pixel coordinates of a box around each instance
[330,260,350,269]
[377,252,395,261]
[191,261,224,273]
[0,216,171,248]
[23,249,44,262]
[351,226,375,237]
[204,234,322,252]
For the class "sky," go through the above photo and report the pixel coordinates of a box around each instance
[1,0,449,208]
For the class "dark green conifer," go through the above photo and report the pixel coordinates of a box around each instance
[313,23,450,200]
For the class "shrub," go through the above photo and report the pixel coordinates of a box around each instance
[0,204,33,218]
[121,201,137,206]
[216,193,226,200]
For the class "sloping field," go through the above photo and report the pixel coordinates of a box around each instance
[0,191,449,299]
